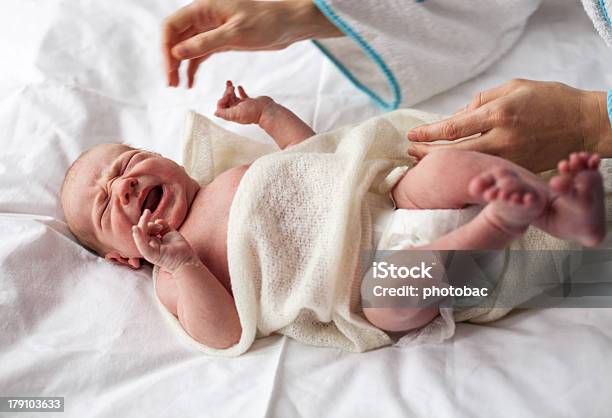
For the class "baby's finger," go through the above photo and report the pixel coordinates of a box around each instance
[148,237,161,251]
[217,94,231,109]
[154,219,172,234]
[223,81,236,99]
[214,107,239,121]
[148,222,165,236]
[138,209,153,233]
[132,226,157,261]
[217,81,235,107]
[237,85,249,99]
[152,219,171,237]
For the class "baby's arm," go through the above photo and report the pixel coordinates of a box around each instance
[258,98,316,149]
[132,210,241,349]
[215,80,315,149]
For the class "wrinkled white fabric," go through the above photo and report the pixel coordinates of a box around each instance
[3,0,612,415]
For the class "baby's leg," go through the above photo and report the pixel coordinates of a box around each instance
[416,168,547,250]
[392,149,545,210]
[413,152,607,251]
[365,169,548,333]
[369,153,607,333]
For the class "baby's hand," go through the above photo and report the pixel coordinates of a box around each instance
[214,80,273,125]
[132,209,197,274]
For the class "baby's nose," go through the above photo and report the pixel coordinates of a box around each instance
[117,178,138,205]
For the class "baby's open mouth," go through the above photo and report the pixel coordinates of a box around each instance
[141,185,163,215]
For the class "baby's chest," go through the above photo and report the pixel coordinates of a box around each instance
[186,165,249,238]
[179,165,250,288]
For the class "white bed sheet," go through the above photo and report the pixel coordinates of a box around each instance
[1,0,611,417]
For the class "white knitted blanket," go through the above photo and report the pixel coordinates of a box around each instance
[223,110,431,355]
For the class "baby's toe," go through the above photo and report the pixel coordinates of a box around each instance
[509,192,523,204]
[523,192,537,206]
[497,175,521,194]
[569,152,589,172]
[468,173,495,197]
[587,154,601,170]
[550,174,572,194]
[483,187,499,202]
[573,172,595,197]
[558,159,570,174]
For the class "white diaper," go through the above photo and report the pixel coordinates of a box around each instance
[367,165,481,251]
[377,206,482,250]
[366,194,480,347]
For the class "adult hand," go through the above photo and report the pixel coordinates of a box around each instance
[162,0,342,88]
[407,79,611,172]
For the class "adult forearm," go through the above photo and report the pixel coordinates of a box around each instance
[259,100,316,149]
[173,260,242,349]
[582,90,612,157]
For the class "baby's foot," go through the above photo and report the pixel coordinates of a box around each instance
[548,152,606,247]
[469,168,546,234]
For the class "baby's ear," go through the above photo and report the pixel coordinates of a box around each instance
[105,252,141,269]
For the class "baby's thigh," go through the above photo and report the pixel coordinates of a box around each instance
[393,149,541,209]
[361,253,445,332]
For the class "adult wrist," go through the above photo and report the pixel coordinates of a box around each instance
[285,0,343,41]
[581,90,612,157]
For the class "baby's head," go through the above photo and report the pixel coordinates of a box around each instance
[61,143,200,268]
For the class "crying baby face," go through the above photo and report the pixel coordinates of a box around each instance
[60,143,199,267]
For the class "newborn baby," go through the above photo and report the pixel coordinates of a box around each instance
[61,81,607,351]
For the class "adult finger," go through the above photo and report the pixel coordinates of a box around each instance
[162,5,195,86]
[407,108,494,142]
[172,26,232,61]
[465,83,511,111]
[187,55,211,88]
[407,135,496,159]
[450,82,515,116]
